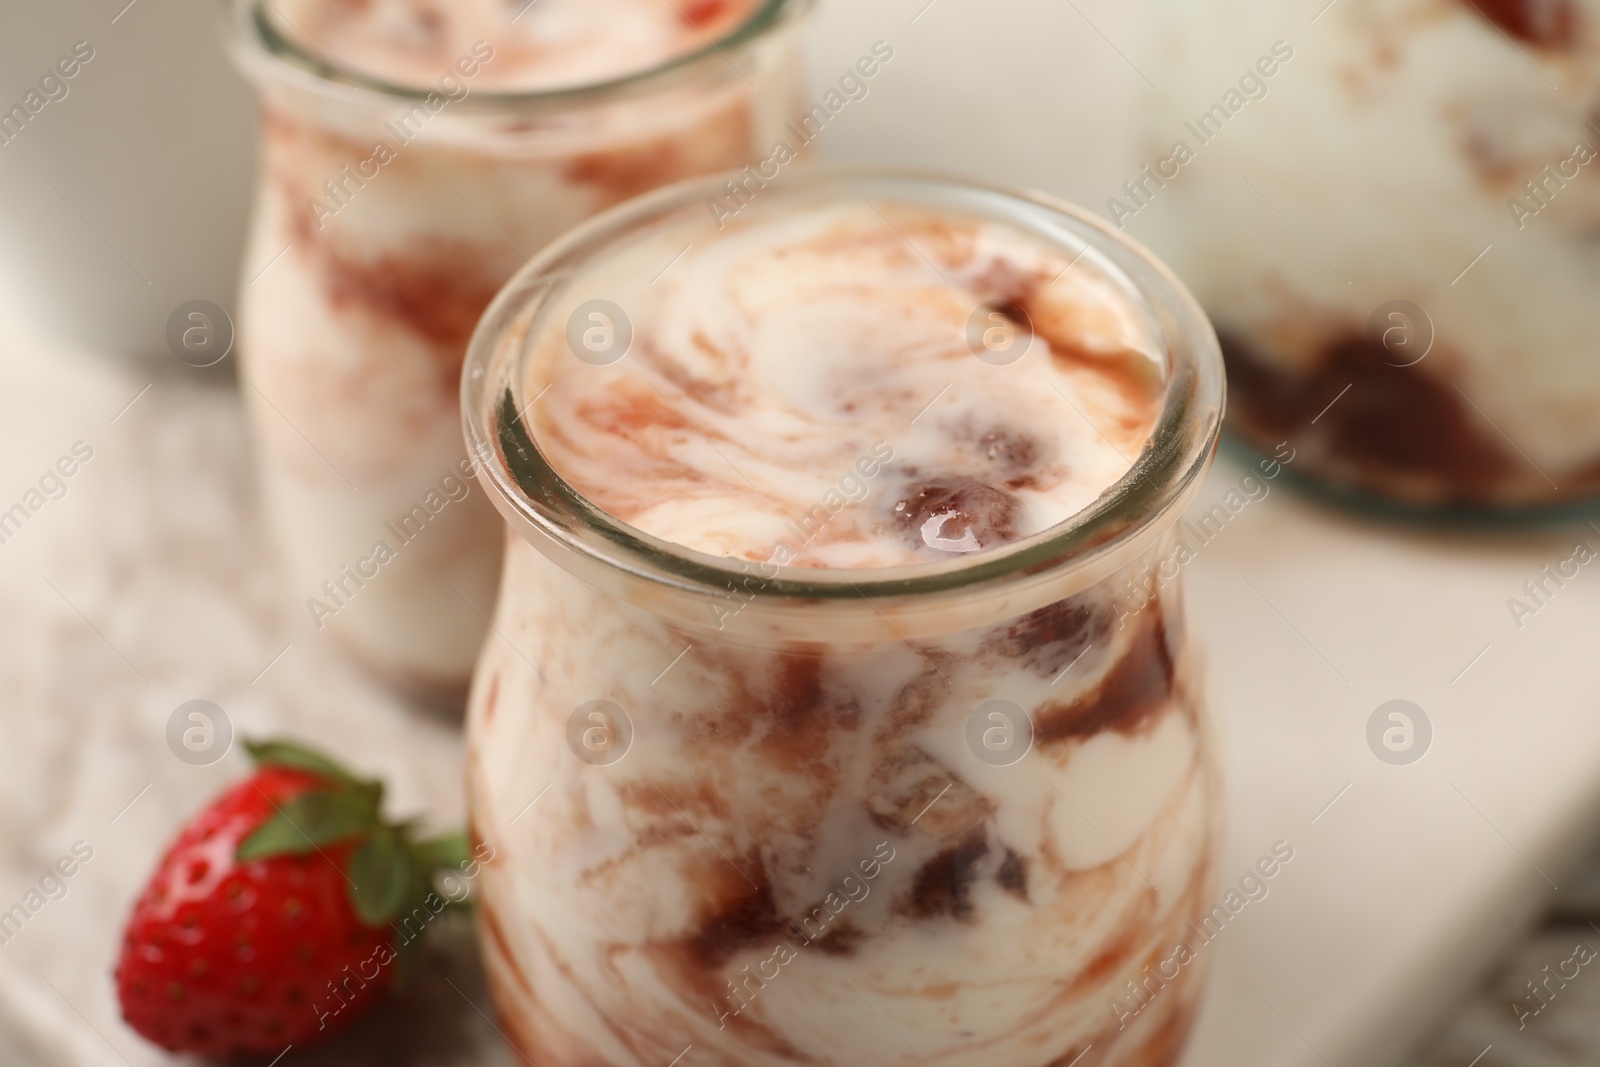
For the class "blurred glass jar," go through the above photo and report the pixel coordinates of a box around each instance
[225,0,812,701]
[1137,0,1600,511]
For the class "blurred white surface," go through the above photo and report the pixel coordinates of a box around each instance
[806,0,1144,203]
[0,0,255,357]
[1184,461,1600,1067]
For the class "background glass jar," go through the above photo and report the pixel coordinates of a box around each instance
[1136,0,1600,512]
[225,0,811,701]
[461,170,1226,1066]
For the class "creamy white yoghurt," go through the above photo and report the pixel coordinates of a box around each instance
[526,201,1165,568]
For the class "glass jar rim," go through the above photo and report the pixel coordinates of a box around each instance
[462,166,1225,607]
[226,0,805,110]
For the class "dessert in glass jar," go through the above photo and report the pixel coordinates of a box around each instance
[462,169,1226,1066]
[225,0,811,700]
[1137,0,1600,510]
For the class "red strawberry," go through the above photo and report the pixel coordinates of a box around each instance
[115,740,471,1056]
[682,0,732,29]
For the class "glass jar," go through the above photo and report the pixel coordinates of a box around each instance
[462,170,1226,1066]
[1136,0,1600,511]
[225,0,812,701]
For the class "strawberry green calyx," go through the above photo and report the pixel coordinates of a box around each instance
[237,739,471,929]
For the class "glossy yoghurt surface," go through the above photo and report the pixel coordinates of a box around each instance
[525,199,1167,569]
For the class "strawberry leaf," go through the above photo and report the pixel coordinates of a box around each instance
[349,828,412,926]
[245,739,376,795]
[236,790,378,861]
[411,832,472,872]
